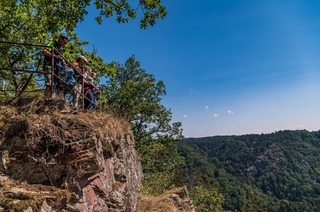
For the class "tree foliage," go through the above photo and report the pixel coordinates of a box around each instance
[137,134,185,195]
[103,56,182,142]
[103,56,184,194]
[190,185,225,212]
[95,0,167,29]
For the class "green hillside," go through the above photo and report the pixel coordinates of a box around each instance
[177,130,320,211]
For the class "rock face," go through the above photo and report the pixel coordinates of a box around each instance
[0,99,143,211]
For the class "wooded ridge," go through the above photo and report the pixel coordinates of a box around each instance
[177,130,320,211]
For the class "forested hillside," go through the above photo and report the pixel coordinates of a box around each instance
[177,130,320,211]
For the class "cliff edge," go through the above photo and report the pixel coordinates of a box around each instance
[0,98,143,211]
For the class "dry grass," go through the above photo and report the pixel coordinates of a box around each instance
[0,97,132,145]
[137,187,190,212]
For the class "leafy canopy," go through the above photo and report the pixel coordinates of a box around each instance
[103,56,182,143]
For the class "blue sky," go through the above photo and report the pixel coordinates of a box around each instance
[76,0,320,138]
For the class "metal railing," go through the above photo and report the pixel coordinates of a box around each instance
[0,40,99,110]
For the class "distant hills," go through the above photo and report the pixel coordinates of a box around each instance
[177,130,320,211]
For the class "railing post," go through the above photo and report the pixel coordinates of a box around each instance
[51,46,55,99]
[82,77,85,110]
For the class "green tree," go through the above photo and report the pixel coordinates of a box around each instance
[137,134,185,195]
[95,0,167,29]
[103,56,181,142]
[103,56,184,194]
[190,185,225,212]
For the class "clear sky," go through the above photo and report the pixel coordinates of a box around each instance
[76,0,320,138]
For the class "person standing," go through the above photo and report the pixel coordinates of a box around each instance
[42,35,69,99]
[70,55,88,109]
[83,66,97,110]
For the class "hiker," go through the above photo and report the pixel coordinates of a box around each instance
[70,55,88,109]
[83,66,97,110]
[42,35,69,99]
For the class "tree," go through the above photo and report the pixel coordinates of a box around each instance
[190,185,225,212]
[0,0,166,35]
[137,134,185,195]
[103,56,182,142]
[95,0,167,29]
[102,56,184,194]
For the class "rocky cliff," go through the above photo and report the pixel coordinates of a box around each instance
[0,98,143,211]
